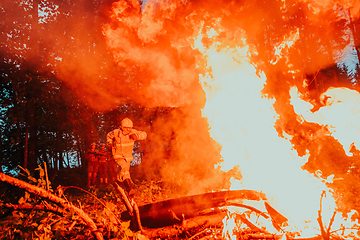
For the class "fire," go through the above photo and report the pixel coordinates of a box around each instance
[271,28,300,65]
[291,86,360,156]
[193,20,359,239]
[222,210,237,240]
[102,0,360,238]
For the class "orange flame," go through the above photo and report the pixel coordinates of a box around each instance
[291,86,360,156]
[222,211,237,240]
[102,0,360,238]
[271,29,300,65]
[194,26,359,238]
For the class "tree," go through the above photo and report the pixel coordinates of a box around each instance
[348,9,360,66]
[0,0,125,174]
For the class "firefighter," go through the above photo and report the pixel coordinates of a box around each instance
[108,152,118,184]
[85,142,98,187]
[97,143,110,186]
[106,118,147,197]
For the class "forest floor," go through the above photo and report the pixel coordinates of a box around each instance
[0,170,218,240]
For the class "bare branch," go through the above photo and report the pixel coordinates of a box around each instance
[0,173,104,240]
[43,161,50,191]
[317,191,329,240]
[327,211,337,234]
[4,203,68,216]
[62,186,122,225]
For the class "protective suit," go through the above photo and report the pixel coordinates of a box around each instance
[85,143,98,186]
[106,118,147,184]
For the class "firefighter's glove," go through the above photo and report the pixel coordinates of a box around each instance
[129,134,138,141]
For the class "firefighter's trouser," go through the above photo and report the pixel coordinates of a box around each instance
[115,157,131,182]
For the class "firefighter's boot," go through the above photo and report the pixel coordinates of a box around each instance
[115,180,126,192]
[124,179,135,197]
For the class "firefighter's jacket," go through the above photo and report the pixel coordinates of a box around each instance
[97,149,110,163]
[85,150,98,162]
[106,128,147,162]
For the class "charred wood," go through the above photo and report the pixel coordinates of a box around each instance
[142,210,227,239]
[246,234,320,239]
[246,233,283,239]
[226,202,269,219]
[238,213,267,233]
[121,190,267,228]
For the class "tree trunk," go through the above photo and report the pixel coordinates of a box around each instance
[76,136,84,169]
[83,109,98,169]
[349,10,360,65]
[0,173,104,240]
[55,131,64,170]
[27,95,38,172]
[57,103,66,170]
[53,134,58,171]
[76,137,82,168]
[0,129,3,173]
[121,190,267,229]
[12,80,24,164]
[24,122,29,169]
[143,211,226,239]
[324,29,339,88]
[24,0,40,173]
[66,151,70,167]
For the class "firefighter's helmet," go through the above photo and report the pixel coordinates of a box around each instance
[121,118,133,128]
[91,142,96,146]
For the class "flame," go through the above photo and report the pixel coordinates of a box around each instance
[291,86,360,156]
[193,25,359,238]
[3,0,360,236]
[271,28,300,65]
[101,0,360,238]
[222,211,237,240]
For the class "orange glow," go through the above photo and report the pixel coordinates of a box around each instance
[271,29,300,65]
[100,0,360,238]
[4,0,360,236]
[194,33,332,237]
[193,20,360,239]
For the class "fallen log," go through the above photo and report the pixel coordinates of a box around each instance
[121,190,267,229]
[238,213,267,233]
[114,182,143,232]
[0,173,104,240]
[226,202,270,219]
[294,237,321,240]
[142,209,227,239]
[246,233,283,239]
